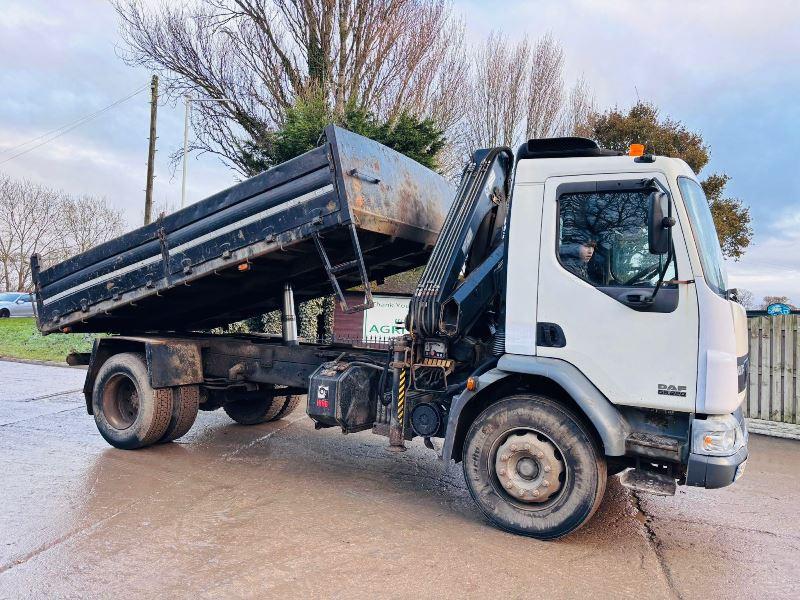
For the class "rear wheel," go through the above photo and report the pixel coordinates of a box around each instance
[92,353,173,450]
[462,395,607,540]
[270,393,302,421]
[159,385,199,442]
[223,386,283,425]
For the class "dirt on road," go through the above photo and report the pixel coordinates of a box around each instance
[1,360,798,599]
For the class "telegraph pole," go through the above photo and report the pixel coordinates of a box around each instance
[143,75,158,225]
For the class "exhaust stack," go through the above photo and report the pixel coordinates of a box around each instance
[282,283,298,345]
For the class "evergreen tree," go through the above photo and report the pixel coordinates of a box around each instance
[240,96,445,176]
[587,102,752,259]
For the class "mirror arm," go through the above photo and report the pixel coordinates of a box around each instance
[646,181,675,305]
[647,244,674,305]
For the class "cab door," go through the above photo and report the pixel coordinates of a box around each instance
[535,174,698,411]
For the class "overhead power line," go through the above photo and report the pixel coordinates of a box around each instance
[0,82,149,166]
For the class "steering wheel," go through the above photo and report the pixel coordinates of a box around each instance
[622,263,660,286]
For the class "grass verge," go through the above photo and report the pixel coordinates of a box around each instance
[0,317,96,363]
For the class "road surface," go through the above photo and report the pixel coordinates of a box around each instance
[1,360,798,599]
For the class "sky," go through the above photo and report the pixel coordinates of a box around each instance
[1,0,799,304]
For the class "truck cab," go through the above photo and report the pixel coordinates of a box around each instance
[430,138,748,538]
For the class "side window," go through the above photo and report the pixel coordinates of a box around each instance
[558,189,676,288]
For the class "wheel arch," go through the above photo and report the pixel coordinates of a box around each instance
[83,337,203,414]
[441,355,629,463]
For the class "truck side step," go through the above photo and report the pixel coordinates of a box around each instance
[625,432,682,461]
[619,468,677,496]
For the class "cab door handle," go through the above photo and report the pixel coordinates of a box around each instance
[620,292,653,310]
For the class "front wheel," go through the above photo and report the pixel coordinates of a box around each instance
[0,309,9,318]
[462,395,606,540]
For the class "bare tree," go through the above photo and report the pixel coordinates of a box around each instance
[60,195,125,256]
[143,198,180,224]
[114,0,466,174]
[566,75,595,138]
[734,288,755,310]
[454,32,595,169]
[525,33,565,140]
[0,177,61,291]
[461,32,530,153]
[0,174,125,291]
[0,175,14,291]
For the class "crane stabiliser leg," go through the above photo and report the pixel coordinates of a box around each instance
[388,336,412,452]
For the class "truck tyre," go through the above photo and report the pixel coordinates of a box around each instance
[159,385,199,443]
[223,387,283,425]
[92,353,173,450]
[198,388,225,412]
[462,395,607,540]
[269,394,302,421]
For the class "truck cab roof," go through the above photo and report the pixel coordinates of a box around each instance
[514,137,697,185]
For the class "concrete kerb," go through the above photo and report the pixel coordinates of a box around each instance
[0,356,87,370]
[746,418,800,441]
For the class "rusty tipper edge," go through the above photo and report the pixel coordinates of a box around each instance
[32,125,453,334]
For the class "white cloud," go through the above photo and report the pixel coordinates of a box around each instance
[0,4,59,29]
[726,207,800,305]
[0,1,238,228]
[0,128,129,170]
[0,122,237,229]
[459,0,800,103]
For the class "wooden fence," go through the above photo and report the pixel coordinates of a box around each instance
[745,315,799,424]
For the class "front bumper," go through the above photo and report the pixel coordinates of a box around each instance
[685,409,748,489]
[685,444,748,488]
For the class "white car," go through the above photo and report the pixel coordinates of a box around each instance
[0,292,35,318]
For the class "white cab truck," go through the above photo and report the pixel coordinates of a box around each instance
[33,130,748,539]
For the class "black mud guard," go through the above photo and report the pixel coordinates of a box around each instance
[440,355,630,462]
[83,336,204,414]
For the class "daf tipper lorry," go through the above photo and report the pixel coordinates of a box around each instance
[32,126,749,539]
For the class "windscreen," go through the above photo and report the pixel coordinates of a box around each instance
[678,176,728,295]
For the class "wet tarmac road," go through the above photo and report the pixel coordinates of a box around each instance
[1,359,798,599]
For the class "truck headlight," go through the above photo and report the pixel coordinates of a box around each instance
[700,429,736,454]
[691,415,742,456]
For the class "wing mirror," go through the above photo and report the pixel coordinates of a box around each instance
[648,191,674,255]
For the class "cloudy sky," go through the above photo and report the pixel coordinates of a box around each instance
[1,0,799,303]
